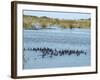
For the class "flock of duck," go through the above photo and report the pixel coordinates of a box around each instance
[24,47,87,58]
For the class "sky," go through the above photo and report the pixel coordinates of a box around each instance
[23,10,91,20]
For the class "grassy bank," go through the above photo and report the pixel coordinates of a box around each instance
[23,15,91,29]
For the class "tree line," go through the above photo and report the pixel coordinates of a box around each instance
[23,15,91,29]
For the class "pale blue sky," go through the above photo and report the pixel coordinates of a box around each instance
[23,10,91,20]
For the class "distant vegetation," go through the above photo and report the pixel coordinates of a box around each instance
[23,15,91,29]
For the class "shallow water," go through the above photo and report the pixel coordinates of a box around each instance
[23,28,91,69]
